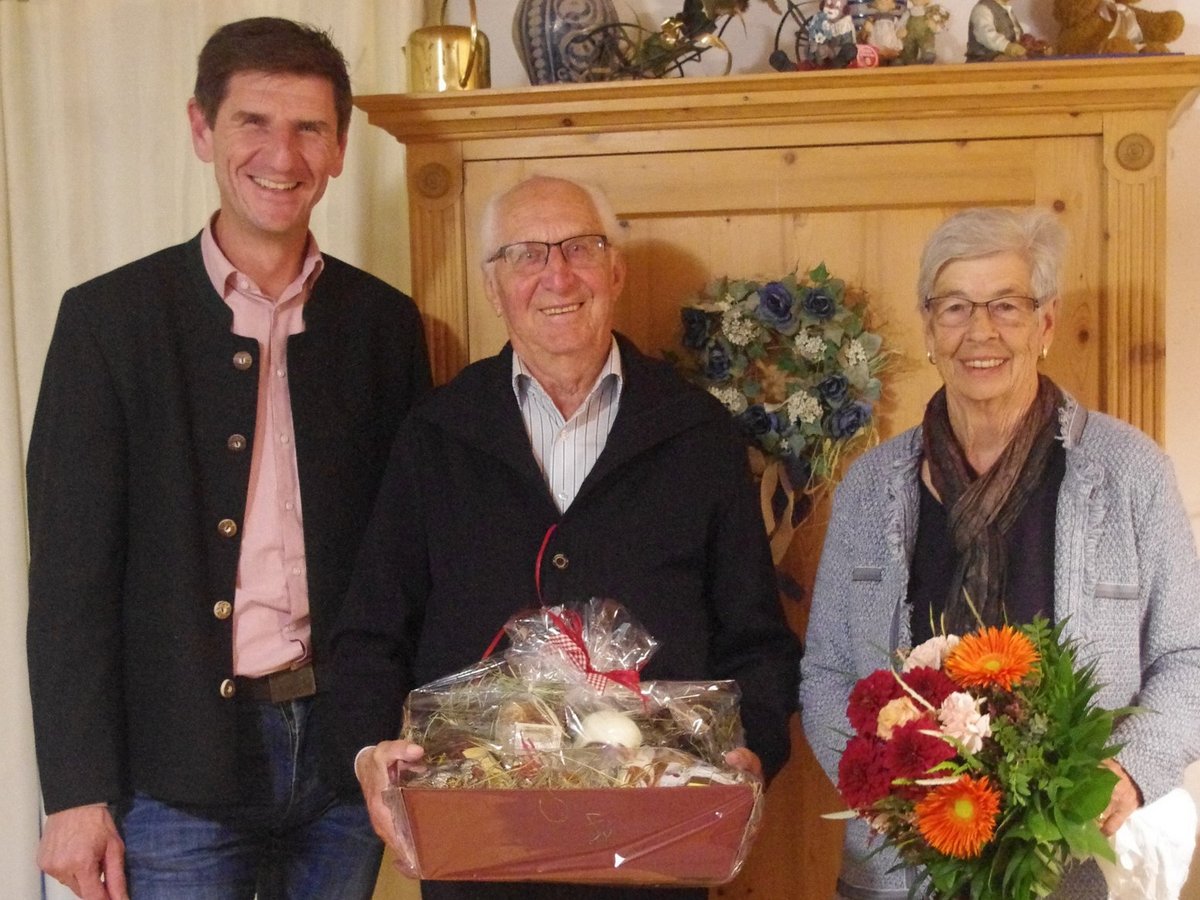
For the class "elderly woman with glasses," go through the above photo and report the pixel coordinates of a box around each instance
[800,207,1200,898]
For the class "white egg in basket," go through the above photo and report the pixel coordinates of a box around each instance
[574,709,643,748]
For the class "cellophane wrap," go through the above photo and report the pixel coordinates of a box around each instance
[385,598,764,884]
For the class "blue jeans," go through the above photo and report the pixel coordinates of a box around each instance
[118,696,382,899]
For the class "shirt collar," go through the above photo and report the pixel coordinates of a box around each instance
[511,337,624,409]
[200,213,324,304]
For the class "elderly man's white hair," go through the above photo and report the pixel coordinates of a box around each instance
[478,175,625,265]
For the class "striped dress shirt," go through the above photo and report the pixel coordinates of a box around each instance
[512,339,623,513]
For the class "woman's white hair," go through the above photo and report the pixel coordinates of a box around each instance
[478,175,624,265]
[916,207,1068,309]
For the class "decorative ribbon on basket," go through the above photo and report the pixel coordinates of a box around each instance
[483,526,657,705]
[544,608,644,696]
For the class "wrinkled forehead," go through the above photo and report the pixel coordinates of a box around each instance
[495,181,605,244]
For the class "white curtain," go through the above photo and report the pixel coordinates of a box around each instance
[0,2,420,896]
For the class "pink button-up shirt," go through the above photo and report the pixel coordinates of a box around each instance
[201,221,320,677]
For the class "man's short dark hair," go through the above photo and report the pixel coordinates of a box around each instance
[194,17,352,138]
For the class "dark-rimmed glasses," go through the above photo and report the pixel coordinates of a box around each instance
[923,294,1041,328]
[487,235,609,276]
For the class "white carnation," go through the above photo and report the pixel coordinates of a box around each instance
[903,634,961,672]
[937,692,991,754]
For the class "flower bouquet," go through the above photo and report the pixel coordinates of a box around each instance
[833,618,1124,898]
[384,598,764,884]
[673,263,890,561]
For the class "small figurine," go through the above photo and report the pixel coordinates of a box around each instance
[899,0,949,64]
[862,0,907,63]
[806,0,859,67]
[965,0,1039,61]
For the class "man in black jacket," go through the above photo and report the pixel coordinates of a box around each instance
[333,175,799,900]
[25,17,430,900]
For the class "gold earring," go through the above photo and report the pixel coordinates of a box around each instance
[926,351,936,365]
[1040,345,1049,360]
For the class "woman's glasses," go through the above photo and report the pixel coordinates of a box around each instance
[924,294,1041,328]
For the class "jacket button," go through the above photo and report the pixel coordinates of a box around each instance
[219,678,236,699]
[232,351,253,370]
[227,434,247,452]
[551,552,568,570]
[217,518,238,538]
[213,600,233,620]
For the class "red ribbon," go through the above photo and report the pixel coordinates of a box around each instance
[545,609,643,696]
[485,525,645,702]
[483,524,561,659]
[534,523,558,606]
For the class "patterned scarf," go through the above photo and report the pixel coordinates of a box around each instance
[922,374,1063,634]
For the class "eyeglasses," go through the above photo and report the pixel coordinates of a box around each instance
[923,294,1041,328]
[487,234,609,275]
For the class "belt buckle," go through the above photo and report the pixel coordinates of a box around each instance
[267,664,316,703]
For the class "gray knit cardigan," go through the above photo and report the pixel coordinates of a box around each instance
[799,397,1200,899]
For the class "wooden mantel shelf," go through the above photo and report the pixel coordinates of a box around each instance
[357,56,1200,145]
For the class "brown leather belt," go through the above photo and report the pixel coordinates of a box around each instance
[236,662,317,703]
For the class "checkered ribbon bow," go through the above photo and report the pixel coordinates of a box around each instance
[545,609,643,696]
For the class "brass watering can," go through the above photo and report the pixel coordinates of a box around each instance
[406,0,491,92]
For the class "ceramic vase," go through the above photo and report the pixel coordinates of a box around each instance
[513,0,620,85]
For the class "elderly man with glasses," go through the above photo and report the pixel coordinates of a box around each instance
[324,175,800,900]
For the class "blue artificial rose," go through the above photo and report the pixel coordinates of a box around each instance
[703,340,733,382]
[737,404,776,437]
[817,373,850,407]
[681,307,711,350]
[801,285,837,321]
[752,282,798,331]
[828,401,873,439]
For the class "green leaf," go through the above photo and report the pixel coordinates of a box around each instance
[1059,818,1115,862]
[1024,808,1061,843]
[1059,770,1118,821]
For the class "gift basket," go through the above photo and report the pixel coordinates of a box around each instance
[383,598,764,885]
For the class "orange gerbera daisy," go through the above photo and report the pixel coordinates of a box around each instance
[915,774,1002,858]
[945,625,1039,691]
